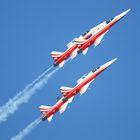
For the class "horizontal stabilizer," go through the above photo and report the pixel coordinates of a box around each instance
[60,86,73,96]
[39,105,52,112]
[51,51,63,62]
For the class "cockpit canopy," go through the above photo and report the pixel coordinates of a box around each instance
[92,66,100,73]
[82,30,90,37]
[81,74,87,79]
[106,18,114,24]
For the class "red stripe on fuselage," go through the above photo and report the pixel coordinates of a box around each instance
[54,45,78,64]
[54,17,121,65]
[44,67,107,119]
[78,18,121,51]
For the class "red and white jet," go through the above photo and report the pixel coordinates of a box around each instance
[39,58,117,122]
[51,9,130,67]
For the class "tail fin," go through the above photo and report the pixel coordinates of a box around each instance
[39,105,52,114]
[39,105,54,122]
[51,51,63,62]
[60,86,73,96]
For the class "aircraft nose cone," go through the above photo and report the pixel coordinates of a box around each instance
[121,9,131,17]
[108,58,118,66]
[114,9,131,21]
[102,58,118,69]
[118,9,131,18]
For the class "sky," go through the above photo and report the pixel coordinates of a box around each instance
[0,0,140,140]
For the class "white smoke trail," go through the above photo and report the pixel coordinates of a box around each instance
[0,65,53,114]
[11,117,41,140]
[0,66,60,123]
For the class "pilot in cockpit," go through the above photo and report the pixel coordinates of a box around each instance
[106,18,114,24]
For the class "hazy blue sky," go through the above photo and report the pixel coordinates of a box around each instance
[0,0,140,140]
